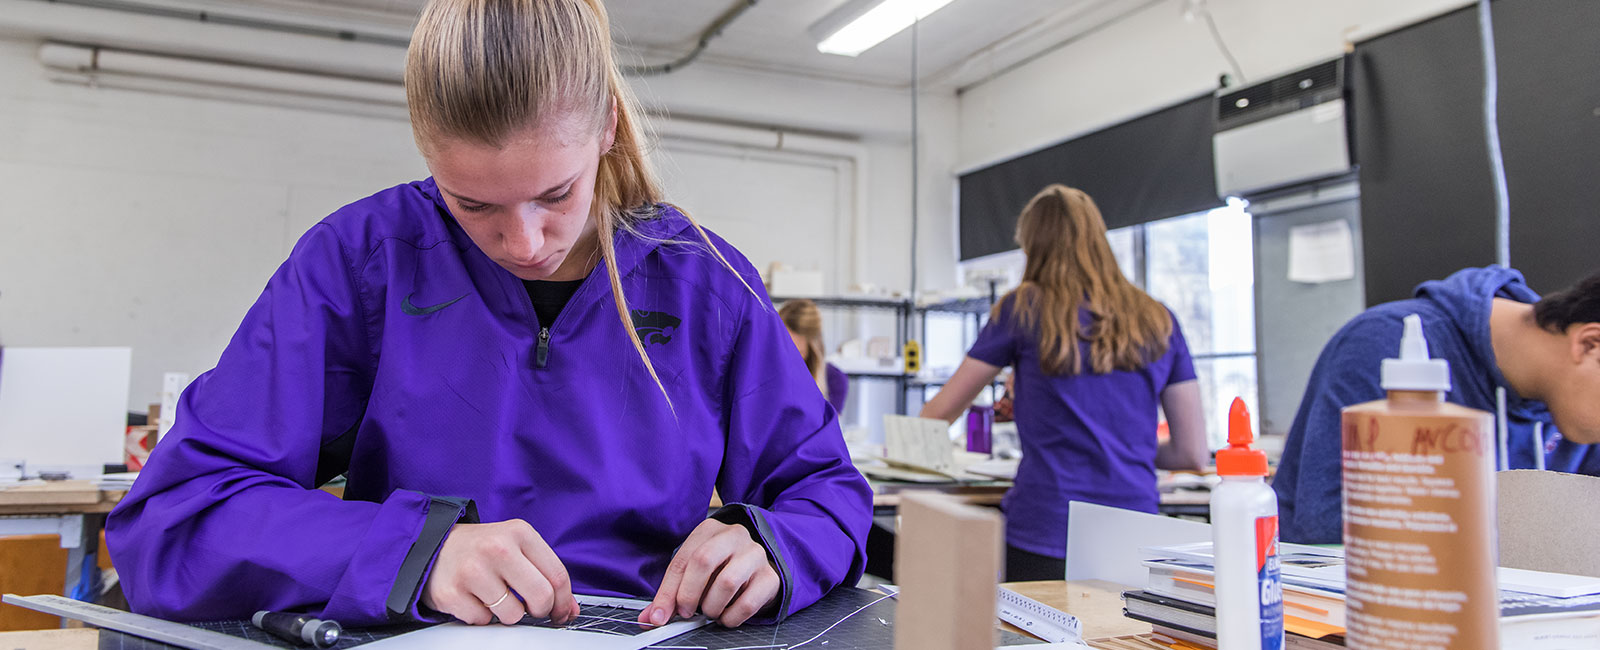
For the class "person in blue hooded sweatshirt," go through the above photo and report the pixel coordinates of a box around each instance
[105,0,871,631]
[1274,266,1600,544]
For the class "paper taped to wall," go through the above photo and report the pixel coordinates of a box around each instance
[1287,219,1355,284]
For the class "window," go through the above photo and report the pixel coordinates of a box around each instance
[937,203,1259,449]
[1105,226,1143,288]
[1136,200,1258,449]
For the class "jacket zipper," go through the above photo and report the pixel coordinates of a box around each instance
[513,248,606,370]
[531,273,598,370]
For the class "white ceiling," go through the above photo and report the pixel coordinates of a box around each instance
[605,0,1083,88]
[195,0,1140,89]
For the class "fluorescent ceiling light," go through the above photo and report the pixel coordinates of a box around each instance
[812,0,957,57]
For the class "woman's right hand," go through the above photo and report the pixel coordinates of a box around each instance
[420,520,579,625]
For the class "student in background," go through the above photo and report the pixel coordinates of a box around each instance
[779,299,848,413]
[920,184,1208,581]
[106,0,870,630]
[1275,267,1600,544]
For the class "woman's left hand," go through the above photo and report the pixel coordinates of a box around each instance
[638,518,780,628]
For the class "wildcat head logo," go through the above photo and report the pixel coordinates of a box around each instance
[631,310,681,346]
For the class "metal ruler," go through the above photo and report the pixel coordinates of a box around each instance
[573,593,652,609]
[997,585,1086,645]
[2,594,276,650]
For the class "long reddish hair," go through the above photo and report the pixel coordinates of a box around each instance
[994,185,1172,375]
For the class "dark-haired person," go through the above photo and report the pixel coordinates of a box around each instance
[1275,266,1600,544]
[919,185,1209,581]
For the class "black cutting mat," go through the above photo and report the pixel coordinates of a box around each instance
[91,588,1041,649]
[653,589,1040,649]
[650,587,897,650]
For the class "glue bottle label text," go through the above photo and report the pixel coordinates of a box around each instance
[1257,515,1284,650]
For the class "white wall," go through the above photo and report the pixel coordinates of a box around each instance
[0,11,958,421]
[957,0,1470,171]
[0,34,426,412]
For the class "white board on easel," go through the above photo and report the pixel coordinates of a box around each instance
[0,347,131,476]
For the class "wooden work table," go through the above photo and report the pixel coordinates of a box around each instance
[0,481,123,515]
[0,627,98,649]
[0,480,126,624]
[868,481,1009,508]
[1000,579,1153,642]
[0,580,1157,648]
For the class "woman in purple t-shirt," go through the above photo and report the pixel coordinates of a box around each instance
[921,185,1209,580]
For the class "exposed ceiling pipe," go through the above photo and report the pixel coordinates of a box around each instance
[37,42,407,105]
[922,0,1134,89]
[28,0,414,46]
[954,0,1170,95]
[1,0,408,82]
[622,0,757,77]
[44,71,411,121]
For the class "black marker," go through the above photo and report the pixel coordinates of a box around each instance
[252,610,342,648]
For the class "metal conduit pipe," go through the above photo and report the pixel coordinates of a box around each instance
[37,42,407,105]
[622,0,758,77]
[3,0,407,82]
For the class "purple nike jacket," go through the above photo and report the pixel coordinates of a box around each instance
[105,178,872,626]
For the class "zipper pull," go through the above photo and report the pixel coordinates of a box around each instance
[536,327,551,368]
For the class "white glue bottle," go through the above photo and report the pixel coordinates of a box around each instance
[1211,397,1284,650]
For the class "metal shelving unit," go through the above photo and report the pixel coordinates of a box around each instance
[772,295,914,412]
[775,286,1003,414]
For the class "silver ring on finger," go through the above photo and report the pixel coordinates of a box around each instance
[485,589,511,609]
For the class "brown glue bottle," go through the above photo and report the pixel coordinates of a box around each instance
[1341,314,1498,649]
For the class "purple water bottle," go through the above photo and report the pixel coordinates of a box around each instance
[966,404,994,454]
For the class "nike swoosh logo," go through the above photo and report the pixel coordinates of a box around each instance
[401,293,467,316]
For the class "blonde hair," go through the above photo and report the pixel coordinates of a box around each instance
[778,300,829,397]
[995,185,1173,375]
[405,0,751,406]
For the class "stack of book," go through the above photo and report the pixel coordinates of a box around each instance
[1123,542,1600,650]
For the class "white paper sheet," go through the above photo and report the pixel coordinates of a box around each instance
[1287,219,1356,284]
[361,594,709,650]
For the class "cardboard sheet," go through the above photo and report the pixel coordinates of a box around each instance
[1498,470,1600,578]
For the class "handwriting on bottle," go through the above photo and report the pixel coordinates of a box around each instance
[1345,418,1485,456]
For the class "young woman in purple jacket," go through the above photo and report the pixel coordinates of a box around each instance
[106,0,871,631]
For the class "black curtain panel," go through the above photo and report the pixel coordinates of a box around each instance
[958,94,1222,261]
[1352,0,1600,304]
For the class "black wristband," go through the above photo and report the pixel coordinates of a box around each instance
[385,495,478,622]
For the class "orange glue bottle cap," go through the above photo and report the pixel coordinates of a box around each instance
[1216,397,1267,477]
